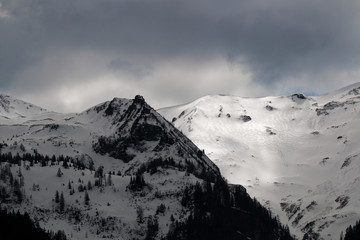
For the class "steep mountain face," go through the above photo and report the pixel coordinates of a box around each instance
[92,95,219,178]
[159,82,360,239]
[0,95,292,240]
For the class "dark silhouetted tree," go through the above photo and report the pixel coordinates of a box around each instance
[84,191,90,206]
[59,192,65,212]
[55,191,59,203]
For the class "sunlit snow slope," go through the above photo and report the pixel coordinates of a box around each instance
[159,82,360,239]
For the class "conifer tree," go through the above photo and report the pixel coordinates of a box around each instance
[108,173,112,186]
[55,191,59,203]
[136,206,144,224]
[84,191,90,206]
[59,192,65,212]
[13,178,23,202]
[87,181,92,190]
[57,168,63,177]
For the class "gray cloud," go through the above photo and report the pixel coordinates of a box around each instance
[0,0,360,111]
[108,58,152,78]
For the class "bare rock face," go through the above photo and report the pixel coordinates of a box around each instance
[240,115,252,122]
[93,96,220,178]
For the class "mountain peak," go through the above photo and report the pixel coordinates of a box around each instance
[92,95,220,179]
[134,95,145,104]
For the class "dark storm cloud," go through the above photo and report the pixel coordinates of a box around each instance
[223,0,360,85]
[0,0,360,110]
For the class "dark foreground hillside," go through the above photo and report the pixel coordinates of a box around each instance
[0,208,67,240]
[167,177,294,240]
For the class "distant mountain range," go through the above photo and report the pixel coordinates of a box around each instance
[159,82,360,239]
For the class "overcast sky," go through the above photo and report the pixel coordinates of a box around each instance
[1,0,360,112]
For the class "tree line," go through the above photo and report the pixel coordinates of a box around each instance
[341,220,360,240]
[0,150,91,170]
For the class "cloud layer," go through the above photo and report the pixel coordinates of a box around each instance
[1,0,360,112]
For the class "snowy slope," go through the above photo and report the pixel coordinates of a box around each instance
[0,95,222,240]
[1,162,201,239]
[0,94,47,121]
[159,82,360,239]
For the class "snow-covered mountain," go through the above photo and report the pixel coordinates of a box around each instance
[0,94,47,121]
[0,95,292,240]
[159,82,360,239]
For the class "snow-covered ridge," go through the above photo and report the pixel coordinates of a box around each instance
[0,95,220,179]
[159,82,360,239]
[0,94,47,120]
